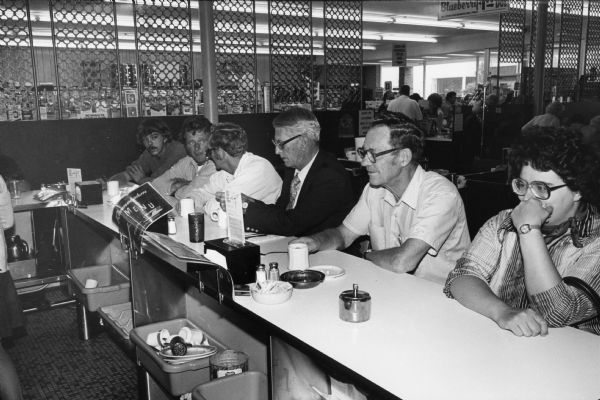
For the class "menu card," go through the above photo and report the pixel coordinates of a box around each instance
[224,190,245,245]
[112,183,173,252]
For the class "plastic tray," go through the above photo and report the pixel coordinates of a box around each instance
[192,371,268,400]
[99,302,133,339]
[130,318,226,396]
[68,264,130,312]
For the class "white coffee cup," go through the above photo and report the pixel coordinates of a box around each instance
[288,242,309,270]
[84,278,98,289]
[179,198,195,217]
[354,136,365,152]
[107,180,119,197]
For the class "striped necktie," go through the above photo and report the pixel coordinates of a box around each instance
[286,173,301,210]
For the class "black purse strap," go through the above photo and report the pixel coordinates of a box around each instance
[563,276,600,327]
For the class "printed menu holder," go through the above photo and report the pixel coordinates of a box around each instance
[112,183,174,256]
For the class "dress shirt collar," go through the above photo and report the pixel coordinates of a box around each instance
[384,165,424,209]
[295,150,319,182]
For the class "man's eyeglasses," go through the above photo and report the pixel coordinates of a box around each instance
[356,147,402,163]
[272,135,302,150]
[511,177,567,200]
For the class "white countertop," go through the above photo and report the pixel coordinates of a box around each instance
[67,192,600,400]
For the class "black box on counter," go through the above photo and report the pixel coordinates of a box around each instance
[204,238,260,285]
[75,181,103,205]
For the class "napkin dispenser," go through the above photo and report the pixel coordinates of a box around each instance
[203,238,260,284]
[75,181,103,205]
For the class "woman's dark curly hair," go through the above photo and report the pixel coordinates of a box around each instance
[509,126,600,207]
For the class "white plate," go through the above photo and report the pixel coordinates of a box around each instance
[308,265,345,279]
[159,345,217,360]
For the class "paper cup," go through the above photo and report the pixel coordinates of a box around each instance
[354,136,365,151]
[107,180,119,197]
[179,198,195,217]
[288,242,309,270]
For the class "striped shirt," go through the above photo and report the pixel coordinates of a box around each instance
[444,204,600,334]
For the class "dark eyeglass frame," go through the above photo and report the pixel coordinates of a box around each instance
[272,134,302,150]
[356,146,402,163]
[511,177,567,200]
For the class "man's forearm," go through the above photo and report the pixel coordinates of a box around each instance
[310,228,346,251]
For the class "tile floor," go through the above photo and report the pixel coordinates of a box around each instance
[5,287,138,400]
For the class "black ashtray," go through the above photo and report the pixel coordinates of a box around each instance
[280,270,326,289]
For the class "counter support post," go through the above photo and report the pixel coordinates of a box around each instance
[199,1,218,124]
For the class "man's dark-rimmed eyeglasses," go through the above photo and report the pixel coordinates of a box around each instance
[272,135,302,150]
[511,177,567,200]
[356,147,402,163]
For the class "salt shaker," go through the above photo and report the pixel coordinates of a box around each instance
[268,262,279,281]
[167,215,177,235]
[255,264,267,284]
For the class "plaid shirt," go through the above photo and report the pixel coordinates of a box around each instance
[444,204,600,334]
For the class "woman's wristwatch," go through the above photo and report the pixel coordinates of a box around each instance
[363,249,372,259]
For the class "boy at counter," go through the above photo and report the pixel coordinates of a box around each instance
[291,118,470,285]
[188,122,282,214]
[110,118,186,185]
[444,127,600,337]
[151,115,216,200]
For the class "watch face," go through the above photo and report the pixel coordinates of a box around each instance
[519,224,531,234]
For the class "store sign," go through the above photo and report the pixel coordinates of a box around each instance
[438,0,509,20]
[392,44,407,67]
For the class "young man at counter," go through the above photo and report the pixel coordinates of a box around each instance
[444,127,600,337]
[188,122,282,214]
[110,118,186,185]
[386,85,422,122]
[292,119,470,284]
[151,115,216,201]
[242,107,354,236]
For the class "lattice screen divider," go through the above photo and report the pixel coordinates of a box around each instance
[556,0,583,100]
[583,0,600,99]
[0,1,37,121]
[497,0,525,98]
[527,0,556,102]
[133,0,194,118]
[268,0,313,111]
[49,0,121,119]
[323,1,362,111]
[213,0,257,114]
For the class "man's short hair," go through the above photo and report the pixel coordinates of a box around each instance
[509,126,600,207]
[446,91,457,101]
[209,122,248,157]
[179,115,212,142]
[137,118,172,144]
[400,85,411,96]
[427,93,443,109]
[272,107,320,142]
[371,118,425,165]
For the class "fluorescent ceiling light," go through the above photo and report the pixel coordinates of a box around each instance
[423,56,449,59]
[447,53,475,57]
[362,13,498,31]
[407,58,423,61]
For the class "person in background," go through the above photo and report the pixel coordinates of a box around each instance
[291,118,470,285]
[151,116,216,201]
[377,90,395,114]
[189,122,282,214]
[386,85,423,122]
[110,118,186,185]
[426,93,444,135]
[441,91,457,119]
[521,101,563,132]
[445,127,600,337]
[0,175,24,400]
[243,108,354,236]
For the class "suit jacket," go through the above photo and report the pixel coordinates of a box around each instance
[244,151,355,236]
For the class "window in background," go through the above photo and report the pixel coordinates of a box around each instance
[380,66,400,91]
[424,60,477,97]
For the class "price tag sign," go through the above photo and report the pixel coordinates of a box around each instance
[67,168,82,194]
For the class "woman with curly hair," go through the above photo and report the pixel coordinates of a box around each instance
[444,126,600,337]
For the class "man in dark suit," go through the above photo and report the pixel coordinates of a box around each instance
[243,107,355,236]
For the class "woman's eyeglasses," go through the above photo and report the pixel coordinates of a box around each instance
[511,177,567,200]
[356,147,402,163]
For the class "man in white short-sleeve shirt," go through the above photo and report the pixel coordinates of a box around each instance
[291,119,470,284]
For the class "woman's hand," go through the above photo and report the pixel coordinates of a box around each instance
[511,198,553,228]
[494,307,549,337]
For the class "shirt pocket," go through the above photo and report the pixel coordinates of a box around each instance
[368,222,387,250]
